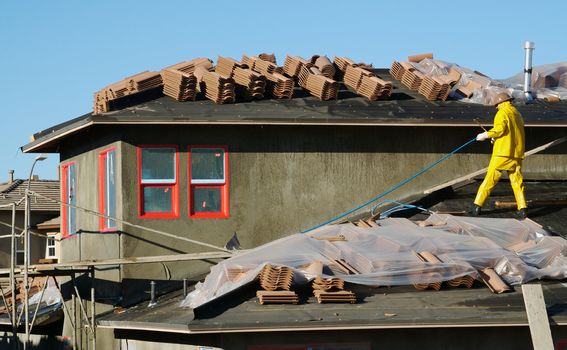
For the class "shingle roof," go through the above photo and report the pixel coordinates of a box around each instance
[0,179,59,212]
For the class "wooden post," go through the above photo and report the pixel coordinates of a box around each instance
[522,284,554,350]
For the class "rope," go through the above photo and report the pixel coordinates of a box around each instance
[301,138,477,233]
[27,190,231,253]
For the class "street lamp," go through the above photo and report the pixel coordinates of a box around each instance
[23,154,47,349]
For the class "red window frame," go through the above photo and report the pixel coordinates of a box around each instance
[99,147,117,231]
[188,145,229,219]
[61,161,76,238]
[137,145,180,219]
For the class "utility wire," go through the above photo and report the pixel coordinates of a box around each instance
[302,138,478,233]
[27,190,232,253]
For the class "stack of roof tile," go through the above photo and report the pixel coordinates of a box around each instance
[313,289,357,303]
[312,277,356,303]
[418,68,461,101]
[298,66,339,101]
[194,67,235,104]
[312,277,345,290]
[412,272,443,291]
[257,290,299,304]
[160,69,198,102]
[283,55,311,78]
[312,55,336,79]
[93,70,163,114]
[258,53,277,64]
[216,56,266,100]
[401,67,424,91]
[389,61,414,81]
[257,264,298,304]
[479,268,511,294]
[265,72,294,99]
[259,264,294,291]
[233,67,266,100]
[127,71,162,92]
[342,64,392,101]
[334,56,355,75]
[164,58,213,74]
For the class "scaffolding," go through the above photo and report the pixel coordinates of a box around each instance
[0,188,235,350]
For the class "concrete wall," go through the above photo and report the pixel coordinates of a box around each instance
[56,124,567,292]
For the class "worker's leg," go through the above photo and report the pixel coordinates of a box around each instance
[474,158,503,207]
[508,160,527,210]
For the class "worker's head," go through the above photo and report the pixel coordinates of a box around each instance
[492,92,513,109]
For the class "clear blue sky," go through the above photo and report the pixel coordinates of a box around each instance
[1,0,565,181]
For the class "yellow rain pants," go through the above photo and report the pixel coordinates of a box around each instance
[474,156,527,210]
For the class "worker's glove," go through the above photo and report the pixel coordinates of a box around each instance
[476,132,489,141]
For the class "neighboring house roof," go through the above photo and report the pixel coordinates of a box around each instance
[0,179,59,212]
[36,216,60,230]
[22,68,567,153]
[98,180,567,334]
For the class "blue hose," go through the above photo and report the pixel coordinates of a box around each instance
[301,138,477,233]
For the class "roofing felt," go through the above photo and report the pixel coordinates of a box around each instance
[98,181,567,334]
[22,69,567,153]
[0,179,60,212]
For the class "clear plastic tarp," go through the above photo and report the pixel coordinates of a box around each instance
[405,59,567,105]
[182,214,567,309]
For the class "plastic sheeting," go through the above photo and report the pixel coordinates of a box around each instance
[182,214,567,309]
[404,59,567,105]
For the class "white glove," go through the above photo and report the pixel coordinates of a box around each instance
[476,132,489,141]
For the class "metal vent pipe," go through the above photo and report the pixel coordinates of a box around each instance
[524,41,535,102]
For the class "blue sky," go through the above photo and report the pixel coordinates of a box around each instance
[1,0,565,181]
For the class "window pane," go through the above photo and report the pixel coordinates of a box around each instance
[106,151,117,228]
[191,148,225,182]
[193,187,221,213]
[143,187,172,213]
[67,164,77,235]
[141,148,175,182]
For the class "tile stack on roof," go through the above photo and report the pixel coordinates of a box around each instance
[216,56,266,100]
[298,65,339,101]
[257,264,298,304]
[283,55,311,78]
[334,56,355,81]
[312,55,336,79]
[164,58,213,74]
[312,277,356,304]
[418,68,461,101]
[259,264,293,291]
[342,63,392,101]
[389,61,414,81]
[258,53,277,64]
[127,71,163,92]
[194,66,235,104]
[243,55,294,99]
[400,64,424,91]
[160,69,198,102]
[93,70,163,114]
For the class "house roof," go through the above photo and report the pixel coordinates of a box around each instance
[22,68,567,153]
[98,180,567,334]
[0,179,60,212]
[36,216,60,230]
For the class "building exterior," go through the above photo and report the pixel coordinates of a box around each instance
[19,67,567,349]
[0,176,60,268]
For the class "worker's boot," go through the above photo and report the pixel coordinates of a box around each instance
[469,204,482,217]
[516,208,527,220]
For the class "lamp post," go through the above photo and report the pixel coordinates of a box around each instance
[23,154,47,349]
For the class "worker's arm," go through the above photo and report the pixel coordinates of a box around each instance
[487,109,508,138]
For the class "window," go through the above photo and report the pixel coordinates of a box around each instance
[138,146,179,218]
[61,162,77,236]
[45,235,56,258]
[16,236,25,265]
[99,147,117,231]
[188,146,229,218]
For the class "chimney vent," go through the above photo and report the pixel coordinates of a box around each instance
[8,170,14,184]
[523,41,535,102]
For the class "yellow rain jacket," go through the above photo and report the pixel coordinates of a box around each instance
[486,101,525,159]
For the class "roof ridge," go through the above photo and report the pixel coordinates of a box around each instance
[1,179,24,194]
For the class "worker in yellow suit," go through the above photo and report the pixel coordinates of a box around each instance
[471,92,527,219]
